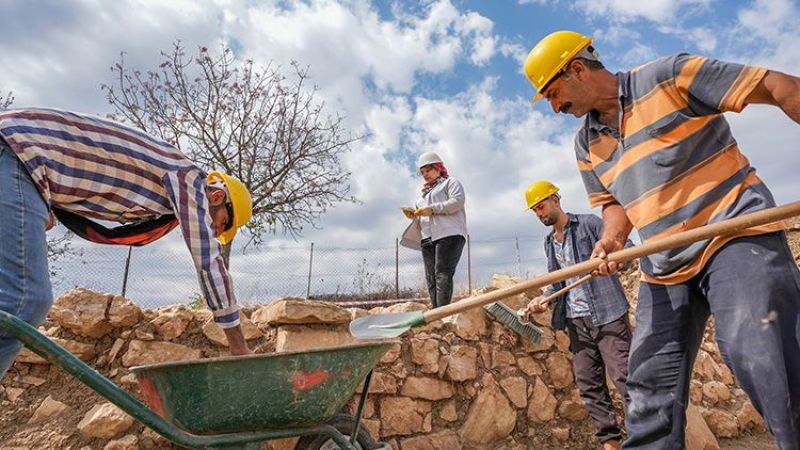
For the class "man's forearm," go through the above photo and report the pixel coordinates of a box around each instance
[601,203,632,247]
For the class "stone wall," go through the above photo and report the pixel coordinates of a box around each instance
[0,276,769,449]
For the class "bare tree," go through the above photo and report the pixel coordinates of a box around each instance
[102,43,359,260]
[0,91,14,111]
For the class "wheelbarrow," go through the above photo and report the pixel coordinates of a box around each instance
[0,310,395,450]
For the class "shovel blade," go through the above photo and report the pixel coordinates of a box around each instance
[349,311,425,340]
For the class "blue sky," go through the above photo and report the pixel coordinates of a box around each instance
[2,0,799,305]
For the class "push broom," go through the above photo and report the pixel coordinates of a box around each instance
[350,201,800,340]
[483,274,593,342]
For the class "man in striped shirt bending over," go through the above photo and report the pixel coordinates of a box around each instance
[524,31,800,449]
[0,108,254,379]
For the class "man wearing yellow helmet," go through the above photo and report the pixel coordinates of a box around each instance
[524,181,631,450]
[524,31,800,448]
[0,108,254,380]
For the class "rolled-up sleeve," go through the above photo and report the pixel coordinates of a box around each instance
[163,169,240,328]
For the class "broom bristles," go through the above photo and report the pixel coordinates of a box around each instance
[484,302,544,343]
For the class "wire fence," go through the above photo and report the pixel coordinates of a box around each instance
[50,233,550,310]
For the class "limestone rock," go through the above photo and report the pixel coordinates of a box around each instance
[401,430,460,450]
[702,381,731,406]
[410,338,440,373]
[5,387,24,402]
[202,313,263,347]
[443,306,486,341]
[28,396,69,424]
[439,400,458,422]
[251,299,350,325]
[150,305,194,339]
[121,340,201,367]
[379,343,402,364]
[108,338,125,364]
[492,349,516,370]
[16,347,48,364]
[446,345,478,381]
[274,326,354,353]
[379,397,431,436]
[685,404,721,450]
[736,402,766,433]
[401,377,455,401]
[103,434,138,450]
[554,331,570,352]
[716,363,735,385]
[552,427,571,442]
[701,408,739,438]
[690,380,704,404]
[499,376,527,408]
[517,356,543,377]
[21,375,46,386]
[77,402,134,439]
[357,372,397,395]
[521,327,554,353]
[491,322,519,348]
[546,352,574,389]
[558,398,588,421]
[108,295,141,327]
[49,288,114,337]
[693,351,719,382]
[528,377,557,422]
[370,301,428,314]
[460,375,517,447]
[53,337,97,361]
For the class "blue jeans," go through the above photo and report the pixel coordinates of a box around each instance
[623,232,800,449]
[0,139,53,379]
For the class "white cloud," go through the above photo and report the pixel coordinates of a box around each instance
[573,0,713,23]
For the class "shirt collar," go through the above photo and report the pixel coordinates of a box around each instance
[547,213,578,240]
[585,71,629,133]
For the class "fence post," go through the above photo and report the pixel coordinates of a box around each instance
[121,246,132,297]
[395,238,400,299]
[467,234,472,294]
[306,242,314,299]
[515,237,523,277]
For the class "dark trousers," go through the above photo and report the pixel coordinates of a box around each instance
[569,314,632,443]
[623,232,800,449]
[421,235,465,308]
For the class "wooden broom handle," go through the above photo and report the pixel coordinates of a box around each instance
[542,274,593,304]
[423,200,800,323]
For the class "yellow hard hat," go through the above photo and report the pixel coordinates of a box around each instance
[525,180,560,210]
[207,171,253,245]
[524,30,593,104]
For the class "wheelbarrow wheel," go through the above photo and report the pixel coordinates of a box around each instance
[295,414,381,450]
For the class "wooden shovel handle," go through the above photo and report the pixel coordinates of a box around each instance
[423,200,800,323]
[542,274,593,304]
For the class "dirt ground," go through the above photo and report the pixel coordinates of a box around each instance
[720,433,778,449]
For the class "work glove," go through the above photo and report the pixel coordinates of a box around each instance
[402,207,416,220]
[414,206,434,217]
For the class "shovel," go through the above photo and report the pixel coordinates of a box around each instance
[350,201,800,339]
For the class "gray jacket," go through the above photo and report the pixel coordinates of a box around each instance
[400,177,467,250]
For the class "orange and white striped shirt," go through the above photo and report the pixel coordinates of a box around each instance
[575,54,782,284]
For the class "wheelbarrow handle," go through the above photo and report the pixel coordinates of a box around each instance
[0,310,358,450]
[423,200,800,324]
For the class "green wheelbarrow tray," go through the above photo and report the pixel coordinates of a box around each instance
[130,341,393,434]
[0,310,396,450]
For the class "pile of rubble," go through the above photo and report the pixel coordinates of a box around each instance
[0,274,771,449]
